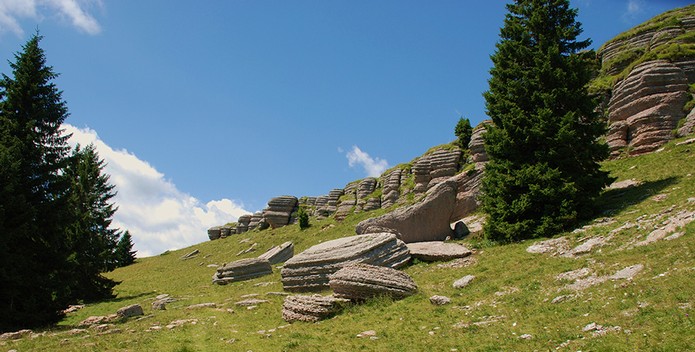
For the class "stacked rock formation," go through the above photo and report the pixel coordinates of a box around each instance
[329,263,417,301]
[468,121,491,163]
[212,258,272,285]
[356,177,380,211]
[356,180,457,243]
[314,189,344,219]
[207,226,222,240]
[282,295,350,323]
[263,196,299,229]
[450,162,485,222]
[258,241,294,264]
[380,168,403,209]
[280,233,411,291]
[208,224,239,240]
[248,212,269,231]
[237,215,251,233]
[606,60,690,157]
[412,148,463,194]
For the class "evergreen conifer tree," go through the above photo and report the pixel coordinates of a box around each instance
[454,117,473,148]
[0,34,73,330]
[481,0,611,242]
[63,144,120,301]
[114,230,137,267]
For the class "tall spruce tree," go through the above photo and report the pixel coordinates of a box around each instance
[63,144,120,301]
[481,0,611,242]
[0,34,73,330]
[114,230,137,267]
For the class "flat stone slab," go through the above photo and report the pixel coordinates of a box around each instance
[258,241,294,264]
[329,263,417,301]
[213,258,272,285]
[406,242,472,261]
[281,233,410,292]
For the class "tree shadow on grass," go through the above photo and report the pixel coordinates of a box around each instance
[594,176,679,216]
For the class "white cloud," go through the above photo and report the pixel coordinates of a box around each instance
[0,0,101,36]
[346,145,389,178]
[63,124,251,257]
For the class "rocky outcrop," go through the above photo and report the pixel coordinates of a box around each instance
[606,60,690,157]
[207,226,222,240]
[314,189,344,219]
[237,215,251,234]
[263,196,299,228]
[280,233,411,292]
[282,295,350,323]
[412,148,463,194]
[449,162,485,222]
[468,121,491,162]
[355,180,457,243]
[258,241,294,264]
[329,263,417,301]
[212,258,272,285]
[248,212,268,231]
[406,242,472,261]
[678,106,695,137]
[380,168,404,208]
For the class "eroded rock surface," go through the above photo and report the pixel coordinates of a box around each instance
[212,258,272,285]
[282,295,349,323]
[280,233,410,291]
[258,241,294,264]
[329,263,417,301]
[263,196,299,229]
[406,242,472,262]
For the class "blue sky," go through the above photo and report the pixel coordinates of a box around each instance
[0,0,691,256]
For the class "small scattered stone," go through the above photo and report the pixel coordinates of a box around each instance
[1,329,32,340]
[181,249,200,260]
[519,334,533,340]
[117,304,144,319]
[453,275,475,288]
[185,302,216,310]
[235,299,269,307]
[430,295,451,305]
[356,330,377,338]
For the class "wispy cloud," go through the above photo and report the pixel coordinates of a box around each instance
[0,0,101,36]
[64,124,251,257]
[622,0,645,22]
[346,145,389,177]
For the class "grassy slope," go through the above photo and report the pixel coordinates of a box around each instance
[4,137,695,352]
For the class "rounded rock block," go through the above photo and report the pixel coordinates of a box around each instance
[329,263,417,301]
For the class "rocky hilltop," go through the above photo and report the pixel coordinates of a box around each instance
[209,5,695,238]
[595,4,695,157]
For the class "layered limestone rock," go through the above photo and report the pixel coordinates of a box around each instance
[314,189,344,219]
[263,196,299,229]
[412,148,463,194]
[334,198,356,221]
[468,121,491,163]
[450,162,486,222]
[258,241,294,264]
[355,180,457,243]
[280,233,411,292]
[678,106,695,137]
[406,242,473,261]
[282,295,350,323]
[606,60,690,157]
[380,168,403,209]
[212,258,272,285]
[248,212,264,231]
[207,226,222,241]
[329,263,417,301]
[236,215,251,234]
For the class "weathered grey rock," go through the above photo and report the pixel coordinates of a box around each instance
[334,198,356,221]
[412,148,463,193]
[453,275,476,289]
[180,249,199,260]
[0,329,32,340]
[248,212,264,231]
[406,242,472,261]
[280,233,411,292]
[381,168,403,209]
[263,196,299,229]
[606,60,690,157]
[429,295,451,305]
[361,197,381,212]
[329,263,417,301]
[258,241,294,264]
[678,105,695,137]
[450,163,485,222]
[356,180,457,243]
[412,159,431,194]
[453,221,470,239]
[468,121,491,163]
[282,295,350,323]
[357,177,378,200]
[207,226,222,240]
[314,189,344,219]
[237,215,252,233]
[212,258,272,285]
[116,304,143,319]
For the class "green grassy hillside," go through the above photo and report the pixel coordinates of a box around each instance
[3,137,694,351]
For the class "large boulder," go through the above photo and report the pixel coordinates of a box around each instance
[449,163,485,222]
[329,263,417,301]
[282,295,350,323]
[263,196,299,229]
[280,233,410,292]
[355,180,457,243]
[606,60,690,157]
[236,214,252,233]
[412,148,463,194]
[207,226,222,241]
[314,189,344,219]
[258,241,294,264]
[406,242,473,261]
[212,258,272,285]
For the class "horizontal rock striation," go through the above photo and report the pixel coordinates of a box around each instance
[282,295,350,323]
[280,233,410,292]
[314,189,344,219]
[406,242,472,262]
[258,241,294,264]
[412,148,463,194]
[329,263,417,301]
[468,121,491,163]
[212,258,272,285]
[237,215,252,234]
[606,60,690,157]
[263,196,299,229]
[450,162,485,222]
[380,168,403,209]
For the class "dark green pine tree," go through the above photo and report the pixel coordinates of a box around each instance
[481,0,611,242]
[0,34,73,331]
[63,144,120,301]
[454,117,473,148]
[114,230,137,267]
